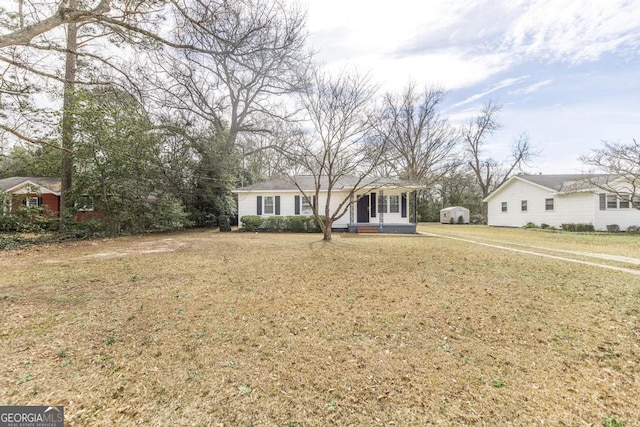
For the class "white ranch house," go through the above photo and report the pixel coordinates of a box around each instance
[484,174,640,231]
[234,175,420,233]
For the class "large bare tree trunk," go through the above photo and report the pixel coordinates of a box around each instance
[60,7,78,229]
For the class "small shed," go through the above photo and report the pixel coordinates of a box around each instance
[440,206,470,224]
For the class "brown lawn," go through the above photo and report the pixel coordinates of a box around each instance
[1,227,639,426]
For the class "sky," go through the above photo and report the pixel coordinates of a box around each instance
[299,0,640,174]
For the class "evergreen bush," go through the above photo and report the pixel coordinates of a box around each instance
[240,215,324,233]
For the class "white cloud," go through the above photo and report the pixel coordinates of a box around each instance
[304,0,640,88]
[509,79,553,96]
[451,76,529,108]
[504,0,640,63]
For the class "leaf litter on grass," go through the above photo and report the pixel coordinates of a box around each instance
[1,229,639,425]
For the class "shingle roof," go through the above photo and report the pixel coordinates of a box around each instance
[517,174,617,192]
[235,175,418,192]
[0,177,62,193]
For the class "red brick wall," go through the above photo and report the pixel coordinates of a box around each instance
[41,194,60,215]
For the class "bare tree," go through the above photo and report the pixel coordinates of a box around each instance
[0,0,111,48]
[0,0,186,152]
[462,101,533,206]
[580,139,640,208]
[284,68,387,241]
[378,82,459,185]
[152,0,311,144]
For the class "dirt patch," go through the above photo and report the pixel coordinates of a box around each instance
[1,230,638,425]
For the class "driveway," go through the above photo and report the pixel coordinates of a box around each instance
[422,229,640,277]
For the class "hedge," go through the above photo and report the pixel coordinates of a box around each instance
[561,223,595,232]
[240,215,325,232]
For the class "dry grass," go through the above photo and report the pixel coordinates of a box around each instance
[420,223,640,257]
[1,228,639,426]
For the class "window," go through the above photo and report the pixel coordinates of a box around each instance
[521,200,527,212]
[264,196,274,214]
[22,197,40,207]
[501,202,507,212]
[619,194,631,209]
[545,198,554,211]
[301,196,313,215]
[601,193,634,210]
[378,195,388,213]
[389,195,400,213]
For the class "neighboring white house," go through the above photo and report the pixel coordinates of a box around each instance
[484,174,640,231]
[233,175,420,233]
[440,206,470,224]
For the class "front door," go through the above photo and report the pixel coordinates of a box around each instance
[357,195,369,223]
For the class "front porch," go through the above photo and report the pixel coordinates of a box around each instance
[348,223,417,234]
[348,189,418,234]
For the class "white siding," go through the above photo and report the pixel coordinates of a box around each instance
[487,179,558,227]
[237,190,353,229]
[593,193,640,230]
[487,180,596,228]
[557,193,595,226]
[487,178,640,230]
[237,189,412,229]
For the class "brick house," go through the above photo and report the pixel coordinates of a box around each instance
[0,177,62,217]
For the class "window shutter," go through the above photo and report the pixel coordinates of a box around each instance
[370,193,376,218]
[294,195,300,215]
[275,196,281,215]
[599,193,606,210]
[257,196,262,215]
[401,193,407,218]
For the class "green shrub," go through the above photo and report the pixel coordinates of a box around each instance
[145,193,191,232]
[288,216,307,232]
[576,223,595,232]
[562,223,594,232]
[240,215,262,232]
[626,225,640,233]
[606,224,620,233]
[261,216,288,232]
[0,235,33,250]
[0,206,53,233]
[240,215,324,233]
[524,222,538,229]
[65,218,105,238]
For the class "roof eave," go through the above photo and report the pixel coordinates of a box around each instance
[5,180,61,196]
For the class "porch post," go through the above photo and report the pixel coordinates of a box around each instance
[378,190,384,230]
[349,193,354,225]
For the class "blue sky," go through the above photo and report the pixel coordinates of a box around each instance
[300,0,640,173]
